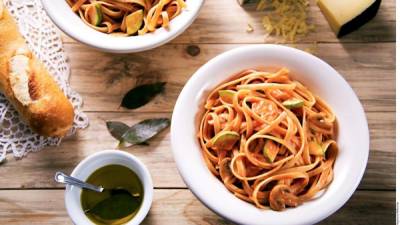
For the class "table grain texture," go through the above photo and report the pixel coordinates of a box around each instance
[0,0,395,224]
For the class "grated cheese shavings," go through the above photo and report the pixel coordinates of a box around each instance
[246,23,254,33]
[257,0,314,43]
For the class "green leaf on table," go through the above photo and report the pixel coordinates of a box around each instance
[121,118,170,145]
[121,82,166,109]
[106,121,130,140]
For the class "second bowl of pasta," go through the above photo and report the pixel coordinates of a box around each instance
[171,44,369,225]
[42,0,204,53]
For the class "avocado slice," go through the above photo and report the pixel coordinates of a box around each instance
[211,131,240,150]
[126,10,144,35]
[218,90,236,104]
[309,141,324,156]
[282,98,304,109]
[263,140,279,163]
[87,3,103,26]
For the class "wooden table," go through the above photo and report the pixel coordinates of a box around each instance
[0,0,395,224]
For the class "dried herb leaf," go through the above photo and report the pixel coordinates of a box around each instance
[121,82,166,109]
[106,121,130,140]
[121,118,170,145]
[86,192,140,221]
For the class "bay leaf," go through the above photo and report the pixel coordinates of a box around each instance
[86,192,140,221]
[121,82,166,109]
[106,121,130,140]
[121,118,170,145]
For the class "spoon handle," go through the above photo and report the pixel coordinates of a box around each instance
[55,172,104,193]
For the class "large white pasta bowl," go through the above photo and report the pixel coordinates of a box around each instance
[170,45,369,225]
[41,0,204,53]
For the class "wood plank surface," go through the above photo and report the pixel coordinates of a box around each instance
[66,42,395,113]
[2,0,396,224]
[0,189,394,225]
[60,0,396,44]
[0,110,394,190]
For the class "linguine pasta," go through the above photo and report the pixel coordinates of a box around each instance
[67,0,186,36]
[198,68,338,211]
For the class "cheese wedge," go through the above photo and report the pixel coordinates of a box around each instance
[317,0,381,37]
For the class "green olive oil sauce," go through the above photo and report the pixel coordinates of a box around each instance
[81,165,144,225]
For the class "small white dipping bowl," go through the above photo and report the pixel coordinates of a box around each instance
[41,0,204,53]
[171,45,369,225]
[65,150,153,225]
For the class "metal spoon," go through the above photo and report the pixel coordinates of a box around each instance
[54,172,140,197]
[55,171,104,193]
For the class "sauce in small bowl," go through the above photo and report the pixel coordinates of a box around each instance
[65,150,153,225]
[81,165,144,225]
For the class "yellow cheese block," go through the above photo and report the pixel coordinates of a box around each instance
[317,0,381,37]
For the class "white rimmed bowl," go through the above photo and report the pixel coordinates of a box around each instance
[65,150,153,225]
[170,45,369,225]
[41,0,204,53]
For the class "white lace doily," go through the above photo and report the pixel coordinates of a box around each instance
[0,0,88,161]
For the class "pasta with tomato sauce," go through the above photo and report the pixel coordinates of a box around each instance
[67,0,186,36]
[198,67,338,211]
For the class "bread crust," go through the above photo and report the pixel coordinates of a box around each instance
[0,5,74,137]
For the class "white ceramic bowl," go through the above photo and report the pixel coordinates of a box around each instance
[171,45,369,225]
[41,0,204,53]
[64,150,153,225]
